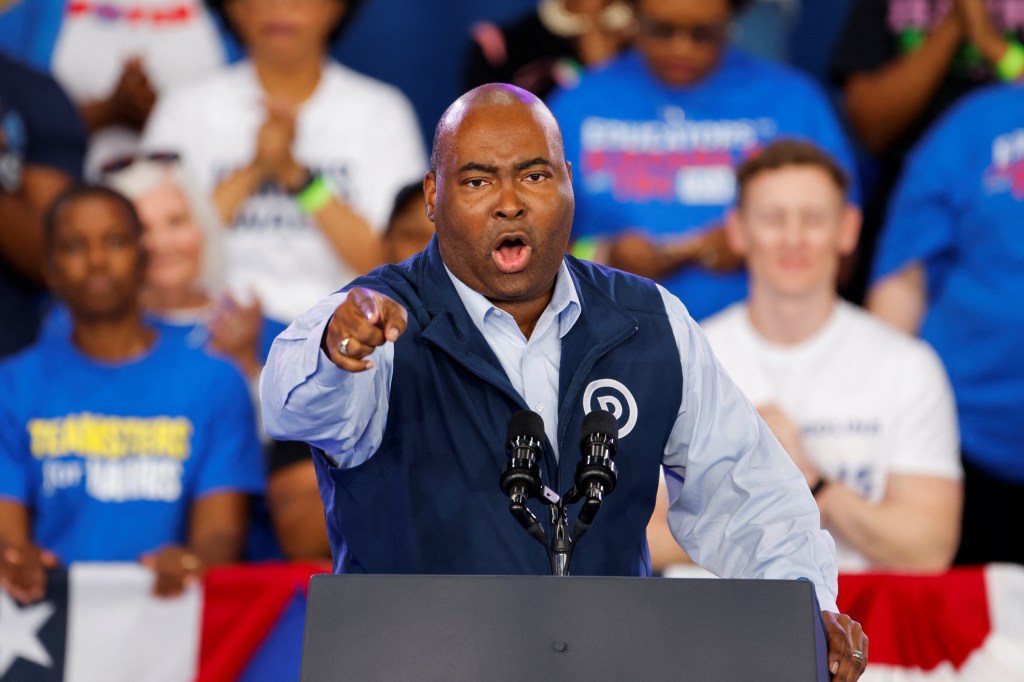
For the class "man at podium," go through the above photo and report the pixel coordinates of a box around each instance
[261,84,868,680]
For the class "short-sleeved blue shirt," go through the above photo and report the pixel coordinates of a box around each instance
[872,84,1024,482]
[0,330,265,562]
[549,47,856,321]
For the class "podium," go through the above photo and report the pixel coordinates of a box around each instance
[300,574,830,681]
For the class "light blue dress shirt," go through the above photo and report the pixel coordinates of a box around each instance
[260,261,839,611]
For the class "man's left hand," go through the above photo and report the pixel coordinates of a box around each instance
[822,610,868,681]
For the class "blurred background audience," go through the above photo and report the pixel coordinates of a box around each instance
[867,84,1024,567]
[648,140,963,574]
[0,186,263,600]
[832,0,1024,300]
[141,0,426,326]
[1,0,1022,602]
[548,0,855,322]
[0,0,234,178]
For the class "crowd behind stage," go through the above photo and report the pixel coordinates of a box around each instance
[2,0,1023,601]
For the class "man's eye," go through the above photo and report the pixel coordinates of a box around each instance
[525,173,545,182]
[466,178,487,188]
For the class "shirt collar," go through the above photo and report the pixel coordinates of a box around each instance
[443,259,582,339]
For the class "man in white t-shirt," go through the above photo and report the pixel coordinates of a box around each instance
[647,139,962,572]
[141,0,426,325]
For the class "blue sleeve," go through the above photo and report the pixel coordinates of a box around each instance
[0,0,64,69]
[0,367,29,505]
[194,363,266,498]
[870,108,964,285]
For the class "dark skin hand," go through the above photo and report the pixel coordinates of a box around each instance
[0,544,59,604]
[81,56,157,133]
[606,226,744,280]
[823,611,869,681]
[140,545,204,598]
[321,287,408,372]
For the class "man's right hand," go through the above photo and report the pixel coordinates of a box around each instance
[322,287,408,372]
[0,543,58,604]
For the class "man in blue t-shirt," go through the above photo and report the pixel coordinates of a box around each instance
[548,0,855,321]
[867,83,1024,567]
[0,185,264,601]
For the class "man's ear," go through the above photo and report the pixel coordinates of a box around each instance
[838,204,862,257]
[423,172,436,223]
[724,208,747,256]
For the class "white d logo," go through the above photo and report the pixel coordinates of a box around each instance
[582,379,638,438]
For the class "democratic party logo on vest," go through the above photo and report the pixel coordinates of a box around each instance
[582,379,637,438]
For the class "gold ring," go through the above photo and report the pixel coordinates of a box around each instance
[338,337,352,357]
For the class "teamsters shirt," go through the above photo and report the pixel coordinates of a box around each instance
[548,47,856,321]
[0,332,264,563]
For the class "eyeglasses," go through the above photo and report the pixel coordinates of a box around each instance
[636,17,732,45]
[100,151,181,176]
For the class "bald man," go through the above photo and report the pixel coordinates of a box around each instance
[261,85,867,680]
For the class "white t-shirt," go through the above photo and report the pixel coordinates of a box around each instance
[49,0,227,176]
[142,60,427,324]
[701,300,962,571]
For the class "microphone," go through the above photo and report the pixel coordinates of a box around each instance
[499,410,549,549]
[569,409,619,540]
[499,410,545,506]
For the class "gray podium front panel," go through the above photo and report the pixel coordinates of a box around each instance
[301,574,828,682]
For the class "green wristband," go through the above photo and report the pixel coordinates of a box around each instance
[296,175,333,214]
[996,40,1024,82]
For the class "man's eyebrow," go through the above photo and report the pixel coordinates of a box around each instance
[515,157,551,171]
[457,162,499,174]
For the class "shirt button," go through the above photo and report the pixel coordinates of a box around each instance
[535,404,544,412]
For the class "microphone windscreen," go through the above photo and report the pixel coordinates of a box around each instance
[581,409,619,440]
[506,410,545,444]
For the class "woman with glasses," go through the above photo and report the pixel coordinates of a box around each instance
[549,0,855,322]
[140,0,426,327]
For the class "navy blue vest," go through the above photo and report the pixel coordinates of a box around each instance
[314,239,683,576]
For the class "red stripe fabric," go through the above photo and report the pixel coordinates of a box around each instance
[838,567,991,670]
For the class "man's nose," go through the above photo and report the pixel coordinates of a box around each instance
[493,182,525,220]
[86,243,111,269]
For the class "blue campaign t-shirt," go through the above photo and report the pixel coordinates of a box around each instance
[0,330,265,563]
[872,84,1024,483]
[548,47,855,321]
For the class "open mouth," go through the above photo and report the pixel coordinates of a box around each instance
[492,236,532,273]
